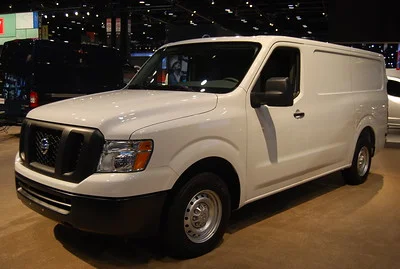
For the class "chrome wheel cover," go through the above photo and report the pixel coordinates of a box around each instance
[183,190,222,244]
[357,146,370,177]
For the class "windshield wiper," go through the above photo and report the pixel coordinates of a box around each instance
[128,84,195,92]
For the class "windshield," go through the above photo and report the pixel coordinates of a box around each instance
[128,42,261,93]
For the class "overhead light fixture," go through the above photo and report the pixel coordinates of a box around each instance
[212,1,215,5]
[44,15,48,19]
[52,15,55,18]
[96,14,99,17]
[253,27,259,30]
[307,31,312,34]
[275,28,278,31]
[56,2,59,5]
[296,16,302,20]
[270,23,274,26]
[145,3,150,6]
[74,11,78,16]
[65,13,69,17]
[225,9,233,13]
[302,25,307,28]
[87,12,90,16]
[246,1,249,4]
[194,10,197,13]
[139,1,145,3]
[249,4,253,7]
[241,19,247,23]
[322,12,325,15]
[288,4,294,9]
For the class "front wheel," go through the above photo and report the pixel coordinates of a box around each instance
[163,172,231,258]
[342,134,372,185]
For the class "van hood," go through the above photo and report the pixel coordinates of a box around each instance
[27,89,218,139]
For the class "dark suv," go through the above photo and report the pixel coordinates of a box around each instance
[1,39,124,125]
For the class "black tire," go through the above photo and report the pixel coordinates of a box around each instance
[163,172,231,259]
[342,134,372,185]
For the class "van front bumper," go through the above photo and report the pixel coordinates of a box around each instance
[15,172,167,236]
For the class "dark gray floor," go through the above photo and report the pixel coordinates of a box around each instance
[1,126,400,269]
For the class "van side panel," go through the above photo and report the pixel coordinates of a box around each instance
[305,48,355,169]
[350,56,387,156]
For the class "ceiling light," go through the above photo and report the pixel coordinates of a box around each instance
[143,32,146,34]
[253,27,259,30]
[194,10,197,13]
[96,14,99,17]
[249,4,253,7]
[295,2,300,7]
[302,25,307,28]
[74,11,78,16]
[56,2,59,5]
[307,31,312,34]
[65,13,69,17]
[322,12,326,15]
[139,1,145,3]
[270,23,274,26]
[145,3,150,6]
[288,4,294,9]
[246,1,249,4]
[212,1,215,4]
[296,16,302,20]
[275,28,278,31]
[52,15,55,18]
[44,15,48,19]
[87,12,90,16]
[260,14,262,17]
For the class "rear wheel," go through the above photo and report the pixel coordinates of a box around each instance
[163,172,230,259]
[342,134,372,185]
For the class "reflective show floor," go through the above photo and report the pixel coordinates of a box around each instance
[1,127,399,268]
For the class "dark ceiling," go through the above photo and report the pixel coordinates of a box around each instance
[1,0,400,51]
[0,0,329,49]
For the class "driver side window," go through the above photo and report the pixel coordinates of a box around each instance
[258,47,300,98]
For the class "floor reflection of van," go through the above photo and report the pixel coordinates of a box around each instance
[1,39,124,125]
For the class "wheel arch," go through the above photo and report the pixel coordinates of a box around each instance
[168,157,241,211]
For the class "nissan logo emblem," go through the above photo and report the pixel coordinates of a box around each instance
[40,138,50,155]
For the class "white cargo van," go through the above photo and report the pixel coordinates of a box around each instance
[386,68,400,129]
[15,36,388,258]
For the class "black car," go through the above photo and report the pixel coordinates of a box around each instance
[1,39,124,125]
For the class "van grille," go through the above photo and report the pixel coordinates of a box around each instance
[33,127,62,168]
[19,120,104,183]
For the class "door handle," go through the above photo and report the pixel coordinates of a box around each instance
[294,110,305,119]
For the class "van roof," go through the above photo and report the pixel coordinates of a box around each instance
[162,35,383,59]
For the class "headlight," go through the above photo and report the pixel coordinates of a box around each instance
[97,140,153,173]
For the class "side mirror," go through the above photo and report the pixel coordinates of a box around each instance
[251,77,294,108]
